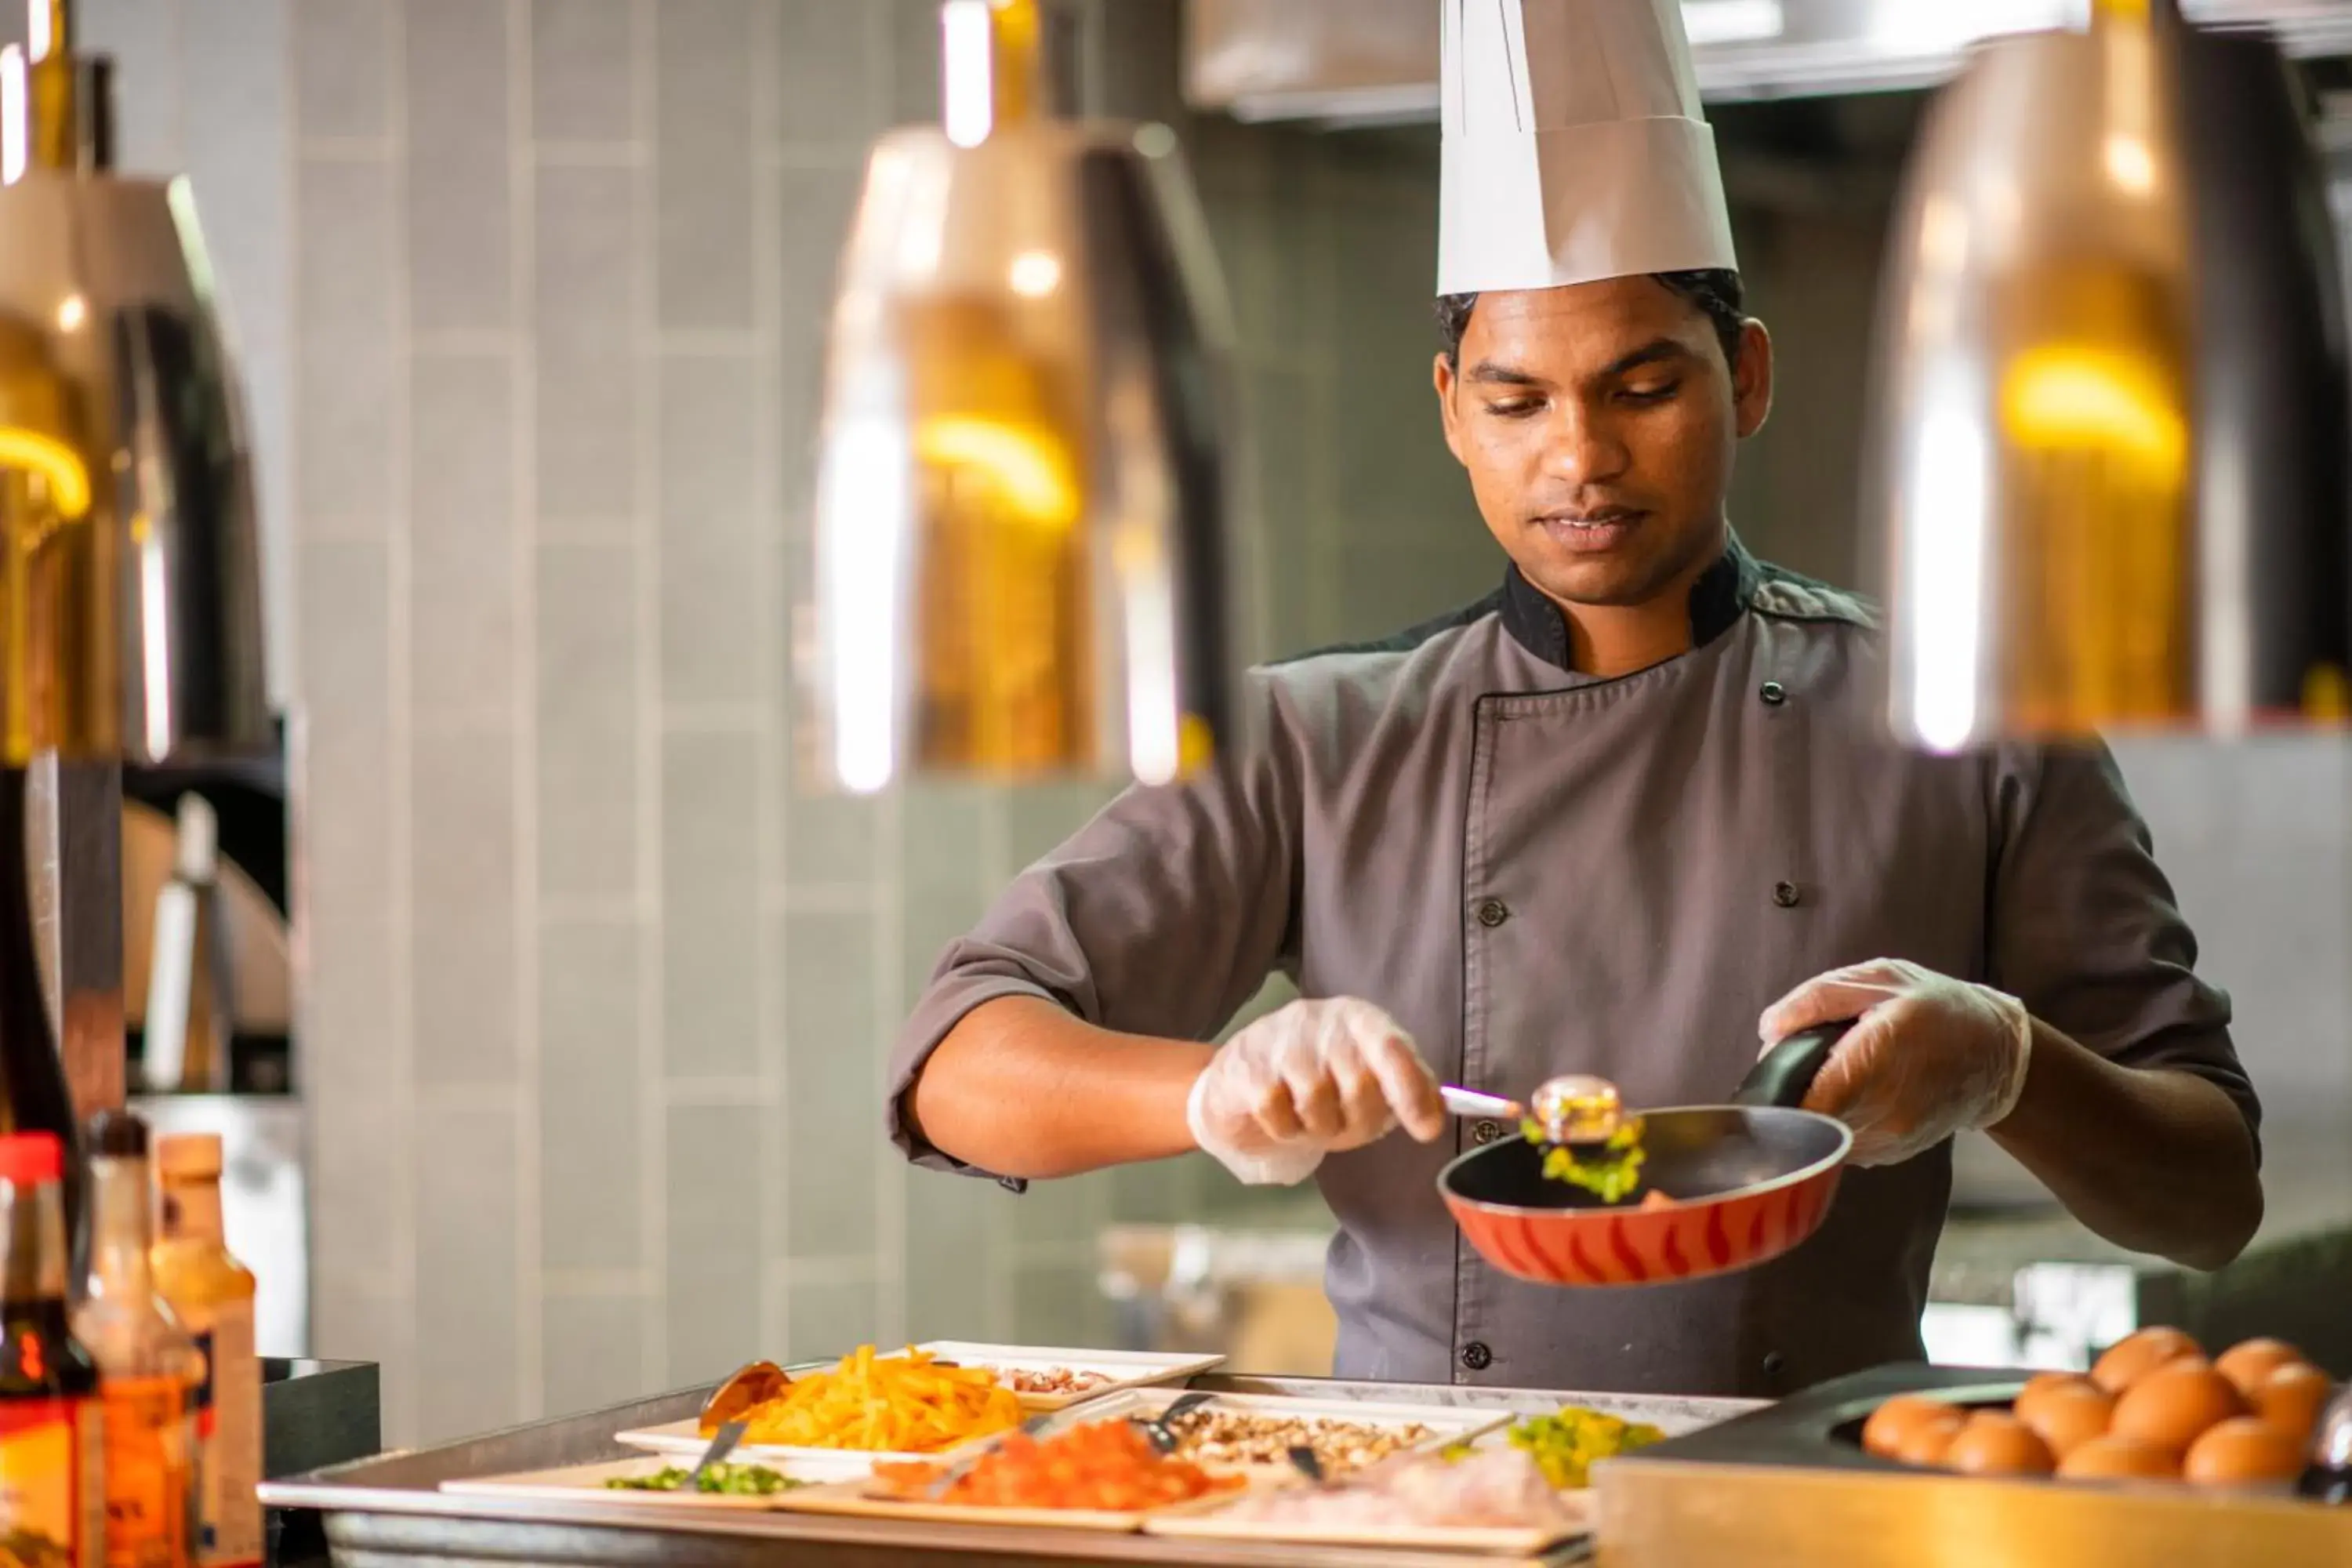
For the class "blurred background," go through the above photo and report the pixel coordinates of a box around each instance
[34,0,2352,1446]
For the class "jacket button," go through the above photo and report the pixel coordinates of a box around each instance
[1461,1342,1493,1372]
[1472,1119,1504,1145]
[1476,899,1510,928]
[1760,681,1788,706]
[1762,1351,1787,1381]
[1772,880,1802,908]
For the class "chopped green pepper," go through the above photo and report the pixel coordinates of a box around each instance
[604,1463,801,1495]
[1500,1407,1666,1490]
[1522,1114,1649,1203]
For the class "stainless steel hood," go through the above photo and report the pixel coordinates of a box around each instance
[1185,0,2352,122]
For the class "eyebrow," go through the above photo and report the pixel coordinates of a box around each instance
[1465,361,1546,387]
[1465,338,1699,390]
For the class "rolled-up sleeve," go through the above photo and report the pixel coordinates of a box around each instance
[1987,741,2262,1160]
[885,674,1305,1178]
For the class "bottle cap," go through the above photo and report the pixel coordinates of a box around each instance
[0,1132,64,1186]
[155,1131,223,1181]
[88,1109,148,1159]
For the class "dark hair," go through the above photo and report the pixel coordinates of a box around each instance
[1436,269,1748,371]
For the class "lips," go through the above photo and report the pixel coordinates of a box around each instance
[1533,507,1647,554]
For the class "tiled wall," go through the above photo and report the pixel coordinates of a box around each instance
[53,0,2349,1446]
[65,0,1506,1444]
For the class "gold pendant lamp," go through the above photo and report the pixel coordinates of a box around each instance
[1870,0,2350,748]
[801,0,1243,793]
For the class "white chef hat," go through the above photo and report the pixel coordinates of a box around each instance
[1438,0,1738,296]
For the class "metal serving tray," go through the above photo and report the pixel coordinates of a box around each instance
[261,1374,1757,1568]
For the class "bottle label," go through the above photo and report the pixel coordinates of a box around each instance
[185,1333,213,1439]
[0,1396,105,1568]
[101,1377,191,1568]
[176,1308,258,1568]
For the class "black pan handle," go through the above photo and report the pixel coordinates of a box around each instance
[1732,1019,1860,1109]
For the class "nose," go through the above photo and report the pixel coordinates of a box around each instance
[1537,401,1632,488]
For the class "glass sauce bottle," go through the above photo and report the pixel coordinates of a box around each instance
[149,1136,257,1568]
[0,1130,103,1568]
[74,1112,198,1568]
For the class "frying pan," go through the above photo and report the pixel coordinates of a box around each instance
[1438,1022,1856,1288]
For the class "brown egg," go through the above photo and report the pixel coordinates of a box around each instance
[2214,1338,2308,1401]
[2019,1369,2084,1403]
[2057,1435,2180,1483]
[2249,1362,2334,1443]
[1864,1396,1963,1459]
[1891,1408,1968,1468]
[1945,1411,2056,1477]
[2091,1327,2201,1395]
[2183,1417,2307,1489]
[2111,1360,2244,1454]
[2013,1379,2115,1460]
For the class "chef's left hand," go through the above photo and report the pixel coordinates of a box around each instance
[1757,958,2033,1167]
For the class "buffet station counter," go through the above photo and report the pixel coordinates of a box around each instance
[259,1345,2348,1567]
[262,1372,1747,1567]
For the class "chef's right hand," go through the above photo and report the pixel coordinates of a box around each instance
[1186,997,1445,1186]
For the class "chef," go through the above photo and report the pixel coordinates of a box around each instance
[884,0,2263,1397]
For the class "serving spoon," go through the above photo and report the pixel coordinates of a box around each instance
[1134,1390,1215,1455]
[1440,1075,1625,1148]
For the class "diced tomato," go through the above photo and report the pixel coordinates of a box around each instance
[882,1419,1244,1512]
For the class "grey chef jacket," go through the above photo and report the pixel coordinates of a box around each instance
[887,539,2263,1399]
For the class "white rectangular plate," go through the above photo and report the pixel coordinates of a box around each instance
[774,1483,1149,1534]
[611,1418,1003,1480]
[775,1474,1261,1535]
[908,1343,1225,1412]
[1144,1491,1595,1557]
[1037,1388,1507,1472]
[440,1455,815,1511]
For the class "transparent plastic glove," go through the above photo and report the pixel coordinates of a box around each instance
[1756,958,2033,1168]
[1187,997,1445,1186]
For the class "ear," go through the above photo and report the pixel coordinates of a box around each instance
[1433,354,1468,465]
[1732,319,1774,440]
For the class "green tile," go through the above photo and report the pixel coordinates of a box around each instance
[1013,1264,1112,1349]
[542,1291,650,1417]
[1108,1157,1205,1225]
[1008,1169,1112,1251]
[902,1169,1008,1341]
[666,1104,767,1385]
[783,788,881,889]
[786,1272,880,1365]
[782,909,883,1258]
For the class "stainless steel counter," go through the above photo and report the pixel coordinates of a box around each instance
[260,1374,1756,1568]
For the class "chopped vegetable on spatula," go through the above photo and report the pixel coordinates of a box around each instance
[1523,1114,1649,1203]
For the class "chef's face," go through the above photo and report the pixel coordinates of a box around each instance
[1433,278,1773,612]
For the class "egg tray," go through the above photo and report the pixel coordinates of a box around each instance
[1595,1362,2350,1568]
[1609,1362,2032,1475]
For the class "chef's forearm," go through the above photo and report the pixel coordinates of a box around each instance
[903,996,1215,1181]
[1987,1018,2262,1271]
